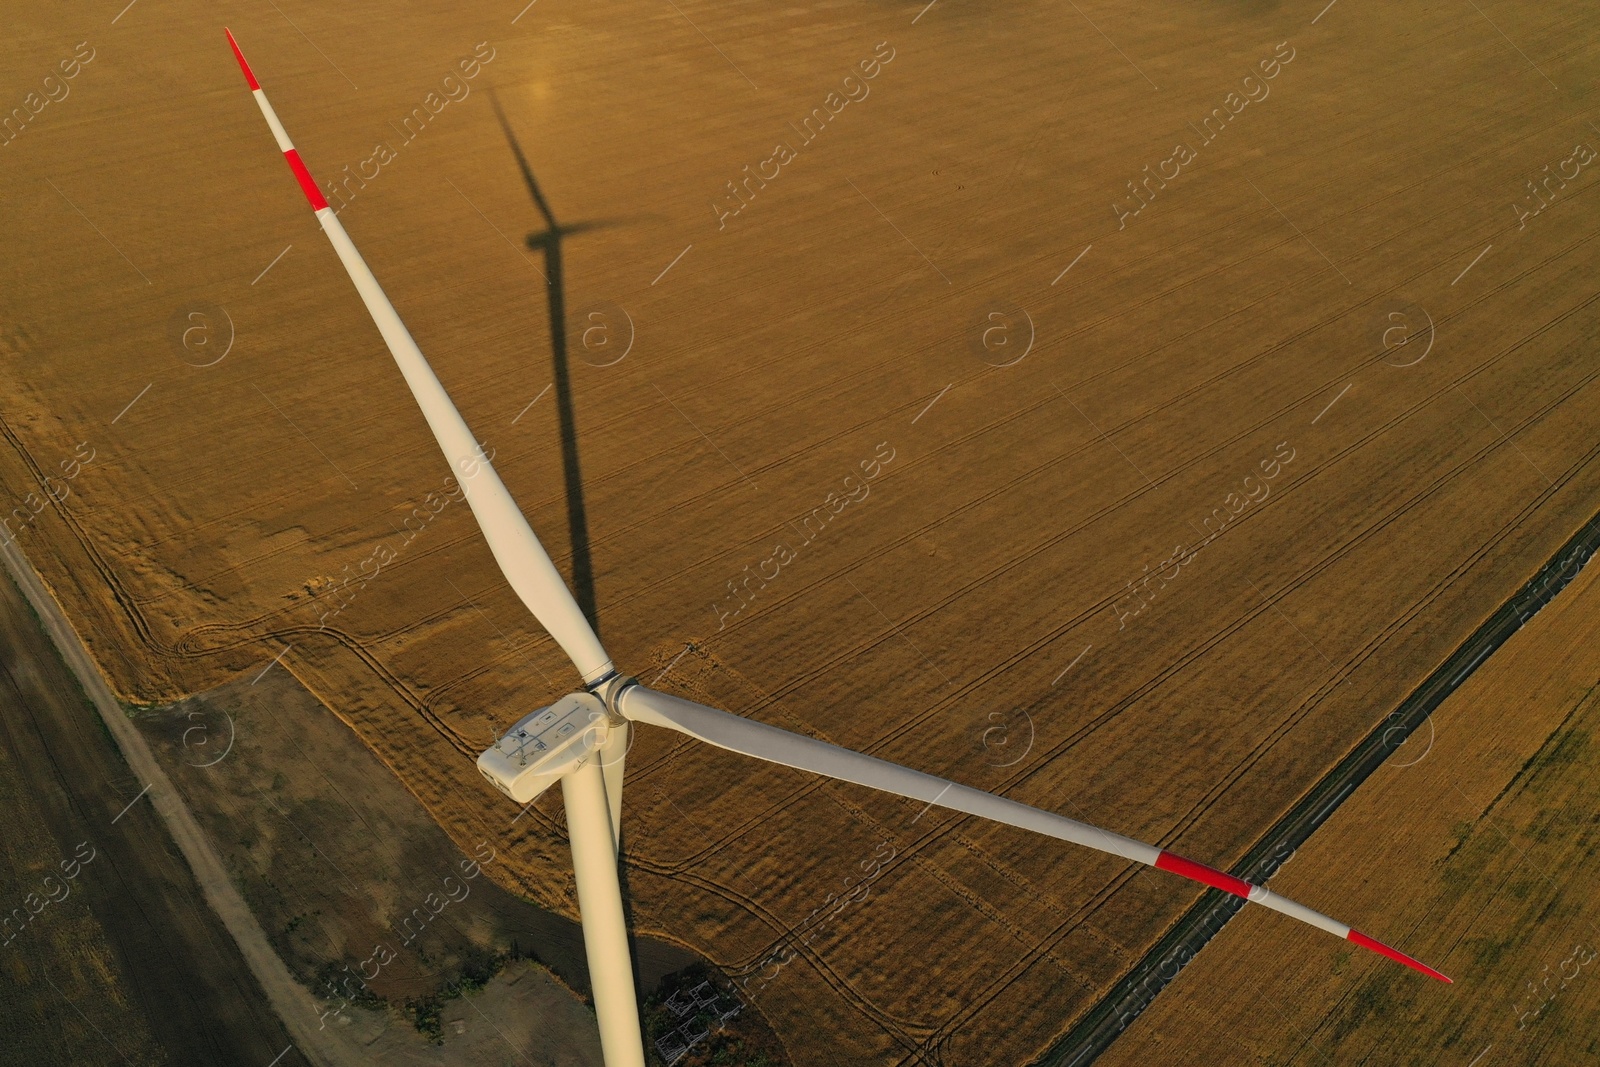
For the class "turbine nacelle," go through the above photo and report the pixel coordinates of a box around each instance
[477,691,610,804]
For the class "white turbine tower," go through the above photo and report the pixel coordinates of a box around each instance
[226,30,1449,1067]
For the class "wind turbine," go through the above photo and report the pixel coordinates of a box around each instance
[224,30,1449,1067]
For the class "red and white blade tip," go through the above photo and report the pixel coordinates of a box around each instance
[1348,930,1452,983]
[223,29,329,213]
[1155,850,1451,983]
[224,28,259,90]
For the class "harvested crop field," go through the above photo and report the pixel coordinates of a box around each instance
[3,0,1599,1063]
[1100,530,1600,1066]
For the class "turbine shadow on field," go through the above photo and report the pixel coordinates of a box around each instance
[489,92,610,641]
[490,93,657,999]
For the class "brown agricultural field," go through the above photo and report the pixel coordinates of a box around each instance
[1101,530,1600,1066]
[1,0,1598,1063]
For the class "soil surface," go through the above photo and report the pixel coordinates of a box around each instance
[0,539,306,1065]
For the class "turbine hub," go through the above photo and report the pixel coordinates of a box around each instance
[587,672,638,726]
[477,692,609,804]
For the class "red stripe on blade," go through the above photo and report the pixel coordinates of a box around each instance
[283,150,329,211]
[1155,851,1252,899]
[1348,930,1452,983]
[224,29,260,90]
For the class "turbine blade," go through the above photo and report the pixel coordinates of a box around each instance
[223,30,613,684]
[599,723,628,855]
[619,685,1451,983]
